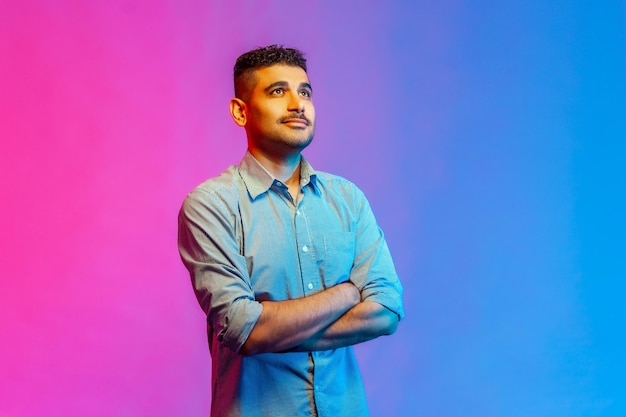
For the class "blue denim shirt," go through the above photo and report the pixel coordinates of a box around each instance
[178,152,404,417]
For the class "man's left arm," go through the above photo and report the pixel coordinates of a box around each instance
[291,301,399,351]
[293,185,405,351]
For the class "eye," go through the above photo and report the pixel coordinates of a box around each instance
[270,88,285,95]
[299,89,312,98]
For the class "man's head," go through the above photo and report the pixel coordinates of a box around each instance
[230,45,315,160]
[234,45,307,101]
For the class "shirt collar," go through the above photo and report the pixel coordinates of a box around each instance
[237,151,319,200]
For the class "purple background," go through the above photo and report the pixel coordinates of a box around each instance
[1,1,625,416]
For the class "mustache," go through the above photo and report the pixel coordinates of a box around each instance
[280,113,311,125]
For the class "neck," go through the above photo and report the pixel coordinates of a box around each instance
[249,148,302,186]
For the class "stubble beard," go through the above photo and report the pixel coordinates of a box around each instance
[276,123,315,153]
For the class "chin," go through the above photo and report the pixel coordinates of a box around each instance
[291,135,314,149]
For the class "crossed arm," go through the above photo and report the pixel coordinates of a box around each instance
[239,281,399,355]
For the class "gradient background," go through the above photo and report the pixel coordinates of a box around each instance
[1,1,625,416]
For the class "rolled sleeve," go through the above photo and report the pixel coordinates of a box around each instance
[349,189,405,320]
[178,185,263,353]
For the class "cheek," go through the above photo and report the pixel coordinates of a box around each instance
[250,108,276,127]
[258,105,283,121]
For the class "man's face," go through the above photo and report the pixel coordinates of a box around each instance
[242,64,316,157]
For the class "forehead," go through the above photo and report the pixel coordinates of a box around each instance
[252,64,310,89]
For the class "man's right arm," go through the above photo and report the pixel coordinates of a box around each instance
[239,281,360,355]
[178,184,362,356]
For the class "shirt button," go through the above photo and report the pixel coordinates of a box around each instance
[296,210,300,215]
[302,245,309,252]
[308,283,313,290]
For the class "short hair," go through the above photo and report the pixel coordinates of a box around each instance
[233,45,308,100]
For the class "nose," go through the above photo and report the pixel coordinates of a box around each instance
[288,92,305,114]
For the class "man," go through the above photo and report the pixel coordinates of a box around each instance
[178,45,404,417]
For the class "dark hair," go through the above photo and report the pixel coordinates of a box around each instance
[233,45,307,99]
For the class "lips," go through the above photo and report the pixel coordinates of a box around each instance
[282,118,309,126]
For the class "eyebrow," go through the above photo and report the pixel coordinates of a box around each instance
[263,81,313,94]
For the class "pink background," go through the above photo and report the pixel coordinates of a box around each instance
[2,1,625,416]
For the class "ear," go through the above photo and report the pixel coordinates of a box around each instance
[230,98,247,127]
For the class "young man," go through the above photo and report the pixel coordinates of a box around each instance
[178,45,404,417]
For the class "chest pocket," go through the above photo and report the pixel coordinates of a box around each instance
[316,231,356,287]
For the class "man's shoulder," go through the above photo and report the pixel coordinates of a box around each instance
[315,169,351,185]
[181,166,241,211]
[314,170,364,196]
[194,166,239,192]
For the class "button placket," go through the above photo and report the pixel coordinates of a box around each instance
[294,193,320,295]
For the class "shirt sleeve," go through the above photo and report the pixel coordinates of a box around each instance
[349,186,405,320]
[177,183,263,353]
